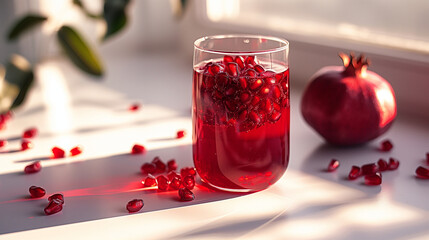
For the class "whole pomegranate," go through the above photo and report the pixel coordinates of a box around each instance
[301,53,396,146]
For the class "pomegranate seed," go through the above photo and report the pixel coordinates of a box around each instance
[275,73,284,81]
[327,159,340,172]
[226,62,239,77]
[141,163,156,174]
[0,139,7,148]
[181,167,197,178]
[152,156,166,173]
[269,111,281,122]
[364,172,382,186]
[169,176,182,190]
[126,199,144,213]
[131,144,146,154]
[176,130,186,139]
[23,127,38,138]
[182,175,195,190]
[361,163,378,176]
[167,159,177,172]
[250,79,263,90]
[48,193,64,204]
[157,175,169,191]
[244,56,256,65]
[415,166,429,179]
[208,63,221,75]
[21,139,33,151]
[239,77,247,89]
[167,171,181,181]
[52,147,65,158]
[44,201,63,215]
[225,87,235,96]
[243,69,257,77]
[348,166,361,180]
[143,174,157,187]
[261,99,272,113]
[223,55,234,64]
[70,145,83,156]
[260,71,275,78]
[249,111,261,124]
[24,161,41,174]
[260,87,270,95]
[377,158,388,171]
[254,64,265,73]
[205,76,215,88]
[29,186,46,198]
[129,103,140,112]
[234,56,244,69]
[388,158,400,170]
[178,188,195,201]
[240,92,251,103]
[380,140,393,151]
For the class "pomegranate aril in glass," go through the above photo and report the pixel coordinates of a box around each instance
[193,35,289,192]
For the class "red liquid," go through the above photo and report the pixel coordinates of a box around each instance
[192,57,290,191]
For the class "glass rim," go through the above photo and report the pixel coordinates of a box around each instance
[194,34,289,55]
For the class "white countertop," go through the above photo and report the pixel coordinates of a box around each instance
[0,51,428,240]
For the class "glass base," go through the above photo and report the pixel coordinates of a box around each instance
[201,178,261,193]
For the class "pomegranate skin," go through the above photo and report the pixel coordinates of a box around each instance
[301,54,396,146]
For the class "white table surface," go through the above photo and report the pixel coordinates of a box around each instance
[1,51,428,240]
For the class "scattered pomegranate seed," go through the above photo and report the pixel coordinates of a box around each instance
[126,199,144,213]
[131,144,146,154]
[415,166,429,179]
[141,163,157,175]
[157,175,169,191]
[364,172,382,185]
[176,130,186,139]
[44,201,63,215]
[143,174,157,187]
[167,171,181,181]
[48,193,64,204]
[21,139,33,151]
[167,159,177,172]
[152,157,166,173]
[361,163,378,176]
[169,177,182,190]
[348,166,361,180]
[178,188,195,201]
[29,186,46,198]
[0,139,7,148]
[23,127,38,138]
[52,147,65,158]
[377,158,389,171]
[70,146,83,156]
[380,140,393,151]
[388,158,400,170]
[181,167,197,178]
[129,103,141,112]
[327,159,340,172]
[182,175,195,190]
[24,161,41,174]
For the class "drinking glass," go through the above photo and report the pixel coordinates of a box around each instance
[192,35,289,192]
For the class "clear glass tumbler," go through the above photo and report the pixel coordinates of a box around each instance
[192,35,290,192]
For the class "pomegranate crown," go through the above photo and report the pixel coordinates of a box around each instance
[339,52,370,76]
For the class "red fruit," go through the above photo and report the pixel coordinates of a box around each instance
[380,140,393,151]
[141,163,156,174]
[152,156,166,173]
[301,53,396,146]
[0,139,7,148]
[24,161,41,174]
[52,147,65,158]
[157,175,169,191]
[29,186,46,198]
[44,201,63,215]
[143,174,157,187]
[234,56,244,69]
[223,55,234,64]
[182,175,195,190]
[167,159,177,172]
[167,171,181,181]
[377,158,389,171]
[254,64,265,73]
[388,158,400,170]
[131,144,146,154]
[23,127,38,138]
[176,130,186,139]
[169,176,182,190]
[415,166,429,179]
[208,63,222,75]
[361,163,378,176]
[244,56,256,65]
[226,62,239,77]
[129,103,141,112]
[365,172,382,186]
[126,199,144,213]
[327,159,340,172]
[48,193,64,204]
[181,167,197,178]
[348,166,361,180]
[250,79,263,90]
[70,146,83,156]
[178,188,195,201]
[21,139,33,151]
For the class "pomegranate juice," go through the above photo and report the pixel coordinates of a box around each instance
[192,56,290,191]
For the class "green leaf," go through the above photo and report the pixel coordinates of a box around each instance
[73,0,103,19]
[57,25,104,77]
[7,14,48,41]
[102,0,131,41]
[1,54,34,111]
